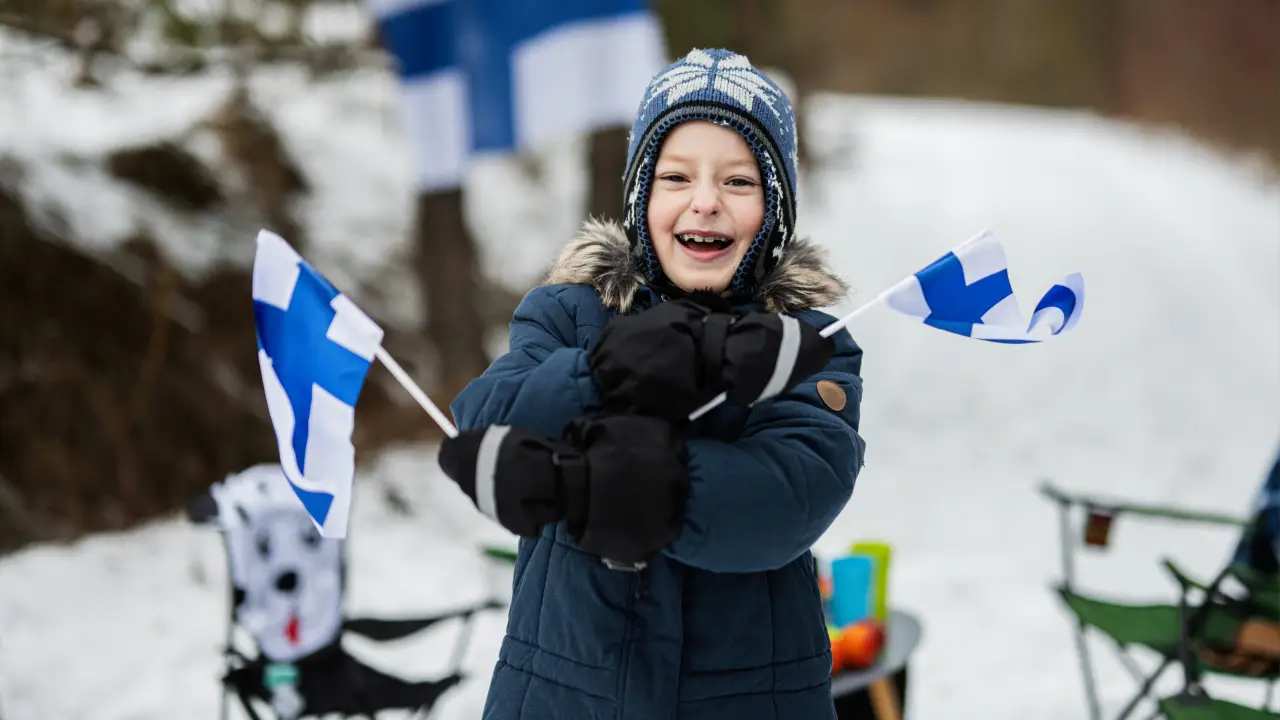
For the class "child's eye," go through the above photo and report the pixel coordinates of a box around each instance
[658,173,688,183]
[727,177,759,188]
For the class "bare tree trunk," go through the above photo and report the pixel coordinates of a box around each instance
[586,126,630,223]
[415,190,490,407]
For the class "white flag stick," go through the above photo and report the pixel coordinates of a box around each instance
[814,280,907,339]
[686,277,913,422]
[687,229,997,421]
[374,346,459,438]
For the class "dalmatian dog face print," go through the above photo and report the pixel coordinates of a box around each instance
[195,464,346,663]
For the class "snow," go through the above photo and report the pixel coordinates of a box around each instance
[0,447,511,720]
[2,32,1279,720]
[0,27,574,329]
[803,94,1280,718]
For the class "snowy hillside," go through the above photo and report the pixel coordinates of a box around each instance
[803,94,1280,718]
[1,42,1278,720]
[0,26,587,328]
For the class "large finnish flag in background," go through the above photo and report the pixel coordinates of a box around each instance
[365,0,666,191]
[253,231,384,537]
[882,231,1085,344]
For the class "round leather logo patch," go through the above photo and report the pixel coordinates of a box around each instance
[816,380,847,411]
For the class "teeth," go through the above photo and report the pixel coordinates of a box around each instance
[679,234,728,244]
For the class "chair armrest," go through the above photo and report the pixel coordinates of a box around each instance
[1160,559,1208,593]
[1040,482,1247,528]
[344,599,506,641]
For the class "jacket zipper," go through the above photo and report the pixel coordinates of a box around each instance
[616,570,639,720]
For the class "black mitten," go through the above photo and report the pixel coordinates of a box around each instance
[589,299,836,419]
[438,426,582,538]
[719,313,836,406]
[562,414,690,565]
[437,416,690,564]
[588,299,720,420]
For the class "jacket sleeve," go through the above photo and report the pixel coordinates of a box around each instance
[1233,447,1280,571]
[664,313,866,573]
[449,285,601,438]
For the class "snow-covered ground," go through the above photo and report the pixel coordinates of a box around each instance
[2,27,1279,719]
[0,26,584,328]
[803,95,1280,718]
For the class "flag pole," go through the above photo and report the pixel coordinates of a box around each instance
[816,282,903,339]
[686,281,903,422]
[687,229,997,422]
[373,346,459,438]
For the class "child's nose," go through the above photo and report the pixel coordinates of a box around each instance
[690,182,721,216]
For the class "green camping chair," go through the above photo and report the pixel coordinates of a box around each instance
[1040,482,1280,720]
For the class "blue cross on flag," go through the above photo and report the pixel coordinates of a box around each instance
[252,231,385,537]
[365,0,666,191]
[882,230,1084,343]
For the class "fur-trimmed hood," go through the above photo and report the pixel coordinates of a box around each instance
[543,219,847,314]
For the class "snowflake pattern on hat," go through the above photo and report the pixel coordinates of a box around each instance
[644,51,787,129]
[621,48,800,298]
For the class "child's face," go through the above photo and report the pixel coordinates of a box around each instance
[647,121,764,294]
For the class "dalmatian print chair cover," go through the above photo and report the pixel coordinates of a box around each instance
[207,463,345,663]
[189,463,487,719]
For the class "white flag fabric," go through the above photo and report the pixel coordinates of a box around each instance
[882,230,1084,344]
[367,0,667,191]
[252,230,384,537]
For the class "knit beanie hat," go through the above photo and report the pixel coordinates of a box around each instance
[621,48,799,300]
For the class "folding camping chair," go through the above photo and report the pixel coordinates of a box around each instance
[1041,479,1280,720]
[189,464,505,720]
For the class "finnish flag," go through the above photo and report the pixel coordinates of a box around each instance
[252,231,384,537]
[882,230,1084,343]
[366,0,666,192]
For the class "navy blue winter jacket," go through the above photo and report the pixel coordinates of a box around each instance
[1234,445,1280,573]
[451,220,867,720]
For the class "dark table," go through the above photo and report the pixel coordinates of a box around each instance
[831,610,923,720]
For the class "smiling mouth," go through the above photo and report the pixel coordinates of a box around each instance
[676,233,734,251]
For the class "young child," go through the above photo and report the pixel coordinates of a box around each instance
[438,48,866,720]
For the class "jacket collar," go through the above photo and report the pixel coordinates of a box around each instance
[542,219,848,314]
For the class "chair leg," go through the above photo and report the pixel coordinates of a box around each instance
[1112,564,1234,720]
[868,677,902,720]
[1113,657,1172,720]
[1173,582,1208,705]
[1110,642,1148,684]
[447,611,477,677]
[1055,497,1104,720]
[235,690,266,720]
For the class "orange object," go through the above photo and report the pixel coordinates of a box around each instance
[819,576,833,600]
[831,618,886,671]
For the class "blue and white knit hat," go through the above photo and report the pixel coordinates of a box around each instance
[621,48,800,298]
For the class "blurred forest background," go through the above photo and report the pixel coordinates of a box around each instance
[1,0,1277,554]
